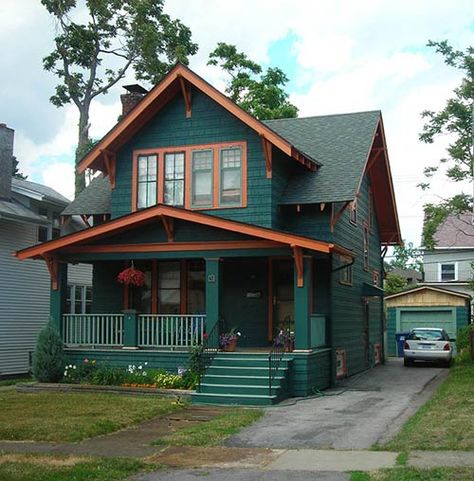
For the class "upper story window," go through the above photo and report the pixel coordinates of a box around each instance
[350,201,357,225]
[440,263,456,282]
[132,141,247,211]
[164,152,185,207]
[137,154,157,209]
[339,255,353,286]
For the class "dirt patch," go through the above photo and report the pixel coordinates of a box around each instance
[150,446,282,468]
[0,454,90,466]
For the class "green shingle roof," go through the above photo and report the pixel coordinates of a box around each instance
[264,110,380,204]
[62,175,111,215]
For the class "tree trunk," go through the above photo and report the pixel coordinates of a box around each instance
[75,106,90,197]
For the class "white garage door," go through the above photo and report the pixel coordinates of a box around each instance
[399,310,456,338]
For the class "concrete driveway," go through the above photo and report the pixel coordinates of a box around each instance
[226,358,447,449]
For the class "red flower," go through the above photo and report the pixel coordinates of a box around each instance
[203,333,209,341]
[117,266,146,287]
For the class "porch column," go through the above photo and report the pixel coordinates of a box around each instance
[50,262,67,335]
[294,256,312,350]
[205,258,221,333]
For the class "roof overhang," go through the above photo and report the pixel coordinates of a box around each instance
[362,282,384,297]
[385,285,472,300]
[78,63,318,176]
[15,203,349,261]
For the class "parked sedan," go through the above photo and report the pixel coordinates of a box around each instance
[404,328,454,368]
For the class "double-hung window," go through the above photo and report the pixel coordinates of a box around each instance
[164,152,185,207]
[137,154,157,209]
[440,263,456,282]
[220,146,242,205]
[191,149,213,207]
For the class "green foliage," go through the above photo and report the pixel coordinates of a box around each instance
[187,343,205,376]
[389,240,423,271]
[208,42,298,120]
[12,157,27,179]
[384,273,408,296]
[32,322,65,383]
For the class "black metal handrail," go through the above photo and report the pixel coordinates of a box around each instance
[268,325,291,397]
[197,321,220,392]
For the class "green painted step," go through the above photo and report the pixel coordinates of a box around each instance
[199,383,280,396]
[204,374,286,386]
[212,357,291,368]
[206,365,288,377]
[191,392,279,406]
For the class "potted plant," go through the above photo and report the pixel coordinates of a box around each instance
[219,329,241,352]
[275,329,295,352]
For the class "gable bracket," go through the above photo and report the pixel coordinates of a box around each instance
[178,75,192,118]
[366,148,384,173]
[291,147,317,171]
[260,135,273,178]
[101,149,116,189]
[80,214,91,228]
[43,255,59,290]
[292,245,304,287]
[159,215,174,242]
[330,201,351,232]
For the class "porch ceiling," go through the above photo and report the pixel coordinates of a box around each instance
[15,204,350,260]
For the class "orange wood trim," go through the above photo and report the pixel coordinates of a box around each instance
[180,259,187,314]
[160,215,174,242]
[213,146,219,207]
[261,136,272,179]
[330,201,351,232]
[292,246,304,288]
[80,215,91,227]
[101,150,116,189]
[267,258,273,341]
[330,244,355,258]
[132,152,138,212]
[77,64,315,174]
[178,75,192,118]
[65,240,284,254]
[16,203,335,260]
[151,260,158,314]
[241,142,248,208]
[43,255,58,290]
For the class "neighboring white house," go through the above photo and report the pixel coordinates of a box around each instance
[423,214,474,303]
[0,123,92,376]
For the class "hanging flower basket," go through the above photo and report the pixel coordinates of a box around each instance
[117,264,146,287]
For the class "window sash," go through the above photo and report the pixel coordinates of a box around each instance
[164,152,185,206]
[440,263,456,281]
[137,155,157,209]
[191,149,213,207]
[220,147,242,205]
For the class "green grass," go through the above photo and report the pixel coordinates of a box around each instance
[366,467,474,481]
[0,377,32,387]
[383,362,474,451]
[350,473,370,481]
[153,408,264,446]
[0,455,157,481]
[395,452,408,466]
[0,391,182,442]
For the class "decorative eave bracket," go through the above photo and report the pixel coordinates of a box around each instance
[43,255,59,290]
[160,215,174,242]
[178,75,192,118]
[260,136,273,178]
[101,149,117,189]
[291,147,317,171]
[292,245,304,287]
[330,201,351,232]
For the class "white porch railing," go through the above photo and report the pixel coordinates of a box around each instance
[63,314,124,347]
[138,314,205,348]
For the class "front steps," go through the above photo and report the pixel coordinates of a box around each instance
[192,352,292,406]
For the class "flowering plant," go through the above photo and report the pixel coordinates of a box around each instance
[117,262,146,287]
[219,328,241,349]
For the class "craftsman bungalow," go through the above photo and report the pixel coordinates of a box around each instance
[16,64,401,404]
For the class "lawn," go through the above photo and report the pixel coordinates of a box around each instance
[382,362,474,451]
[0,455,157,481]
[0,391,182,442]
[351,467,474,481]
[153,408,263,446]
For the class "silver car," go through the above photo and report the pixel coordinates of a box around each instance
[403,328,454,368]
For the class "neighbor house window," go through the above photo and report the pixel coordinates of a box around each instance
[440,263,456,281]
[164,152,185,206]
[191,149,213,207]
[220,146,242,205]
[339,255,353,285]
[137,154,157,209]
[66,285,92,314]
[363,224,369,270]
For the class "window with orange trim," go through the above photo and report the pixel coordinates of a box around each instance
[132,141,247,211]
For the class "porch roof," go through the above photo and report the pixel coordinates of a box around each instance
[15,203,352,260]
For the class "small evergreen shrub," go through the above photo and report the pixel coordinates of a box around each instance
[32,322,65,382]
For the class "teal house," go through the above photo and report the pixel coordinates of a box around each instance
[17,64,401,404]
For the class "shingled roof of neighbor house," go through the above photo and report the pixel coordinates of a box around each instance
[62,175,111,216]
[264,110,380,204]
[12,177,70,205]
[434,213,474,248]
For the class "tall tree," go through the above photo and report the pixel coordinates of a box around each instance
[389,240,423,271]
[419,40,474,248]
[42,0,198,197]
[208,43,298,120]
[12,157,27,180]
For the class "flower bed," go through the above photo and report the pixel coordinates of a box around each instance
[62,358,198,390]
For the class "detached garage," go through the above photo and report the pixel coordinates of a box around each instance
[386,286,471,356]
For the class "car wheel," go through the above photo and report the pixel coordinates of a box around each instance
[444,359,452,368]
[404,358,412,367]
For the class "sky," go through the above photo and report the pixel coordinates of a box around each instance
[0,0,473,246]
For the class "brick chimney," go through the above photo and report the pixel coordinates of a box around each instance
[0,123,14,201]
[120,84,148,116]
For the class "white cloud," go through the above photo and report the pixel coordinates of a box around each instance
[41,162,75,201]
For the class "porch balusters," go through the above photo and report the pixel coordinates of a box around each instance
[62,314,124,347]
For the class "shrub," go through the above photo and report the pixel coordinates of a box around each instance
[32,322,65,382]
[154,372,184,389]
[63,358,97,384]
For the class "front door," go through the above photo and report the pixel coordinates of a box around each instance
[272,258,294,339]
